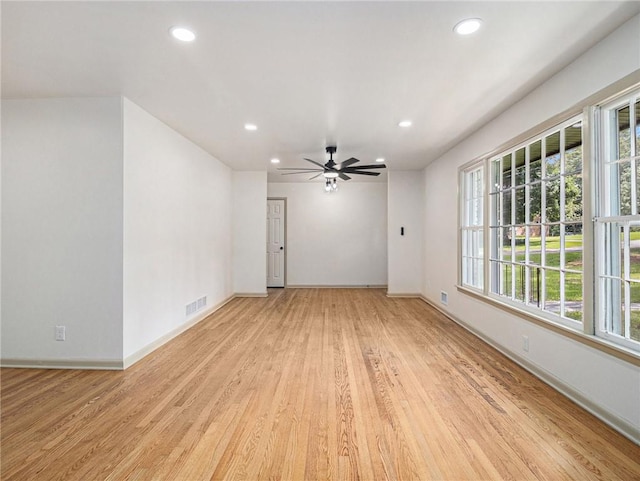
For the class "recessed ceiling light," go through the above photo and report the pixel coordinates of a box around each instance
[398,120,412,128]
[454,18,482,36]
[244,123,258,131]
[170,26,196,42]
[270,158,280,164]
[376,158,385,163]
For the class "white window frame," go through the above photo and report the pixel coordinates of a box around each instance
[486,115,584,330]
[594,88,640,350]
[460,163,485,290]
[456,77,640,358]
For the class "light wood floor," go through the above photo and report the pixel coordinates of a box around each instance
[2,289,639,480]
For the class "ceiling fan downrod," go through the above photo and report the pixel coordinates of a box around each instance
[326,146,337,167]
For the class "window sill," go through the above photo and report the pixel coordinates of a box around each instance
[456,284,640,366]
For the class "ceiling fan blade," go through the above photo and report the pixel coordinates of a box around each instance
[309,173,324,180]
[344,164,386,170]
[335,157,359,170]
[281,171,322,175]
[338,173,351,181]
[278,167,323,171]
[349,171,380,176]
[304,158,328,169]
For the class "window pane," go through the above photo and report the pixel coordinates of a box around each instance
[565,224,583,272]
[529,183,542,224]
[630,281,640,342]
[514,264,525,302]
[564,123,582,173]
[621,226,627,281]
[489,192,499,226]
[502,154,512,189]
[629,225,640,281]
[491,159,500,193]
[564,173,583,221]
[501,227,513,261]
[545,131,561,178]
[515,187,526,224]
[502,263,512,297]
[548,223,561,237]
[462,256,469,283]
[529,140,542,182]
[477,259,485,289]
[528,266,541,307]
[491,227,505,259]
[635,158,640,215]
[490,227,500,259]
[473,229,483,257]
[502,190,512,225]
[603,224,624,279]
[636,100,640,156]
[464,256,472,285]
[618,160,632,216]
[462,229,469,256]
[471,198,482,226]
[515,148,526,186]
[529,227,541,266]
[564,271,583,322]
[601,278,620,331]
[617,105,631,159]
[620,281,627,338]
[544,234,561,268]
[544,269,561,315]
[545,178,561,222]
[515,233,526,264]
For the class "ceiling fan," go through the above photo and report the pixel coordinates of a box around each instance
[278,146,386,181]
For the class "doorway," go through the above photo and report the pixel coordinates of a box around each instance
[267,198,286,287]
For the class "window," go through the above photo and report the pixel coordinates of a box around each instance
[596,90,640,349]
[488,117,583,327]
[461,164,484,289]
[458,82,640,355]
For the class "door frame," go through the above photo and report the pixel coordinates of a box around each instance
[267,197,287,288]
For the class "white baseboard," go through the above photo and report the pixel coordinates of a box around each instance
[235,292,268,297]
[1,294,238,371]
[123,294,235,369]
[386,292,421,298]
[286,284,387,289]
[418,295,640,446]
[1,358,123,370]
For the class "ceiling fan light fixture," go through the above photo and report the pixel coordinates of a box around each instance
[324,171,339,179]
[454,18,482,36]
[325,180,332,192]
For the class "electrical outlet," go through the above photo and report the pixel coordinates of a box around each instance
[522,335,529,352]
[55,325,66,341]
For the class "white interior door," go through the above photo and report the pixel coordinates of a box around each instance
[267,199,286,287]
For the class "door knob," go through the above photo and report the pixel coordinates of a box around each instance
[280,246,284,250]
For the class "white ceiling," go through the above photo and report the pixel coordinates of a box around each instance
[3,1,640,183]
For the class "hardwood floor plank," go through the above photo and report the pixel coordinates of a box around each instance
[2,289,639,481]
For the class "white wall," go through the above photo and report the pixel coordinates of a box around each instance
[267,182,387,286]
[233,171,267,295]
[423,15,640,441]
[122,99,233,363]
[1,98,124,365]
[387,171,423,295]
